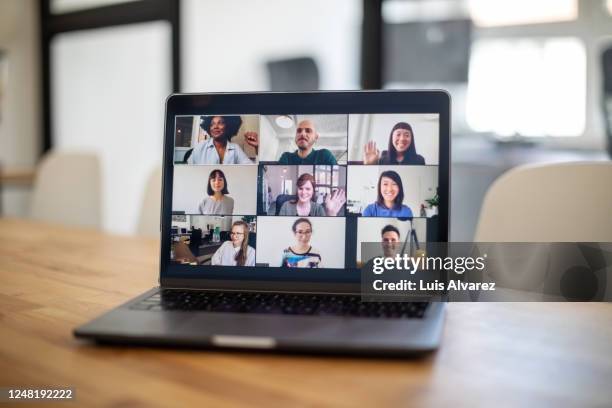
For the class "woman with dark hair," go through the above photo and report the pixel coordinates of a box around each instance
[281,218,322,268]
[198,169,234,215]
[363,122,425,165]
[211,220,255,266]
[362,170,413,217]
[188,115,259,164]
[278,173,346,216]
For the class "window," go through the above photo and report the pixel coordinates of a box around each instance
[315,165,340,198]
[466,37,586,137]
[468,0,577,27]
[52,22,172,234]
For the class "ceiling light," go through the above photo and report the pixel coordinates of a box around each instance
[275,115,294,129]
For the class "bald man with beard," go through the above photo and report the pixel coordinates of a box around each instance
[278,119,337,165]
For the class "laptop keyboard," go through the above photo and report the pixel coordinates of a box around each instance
[129,289,428,319]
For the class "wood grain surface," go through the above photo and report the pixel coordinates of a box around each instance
[1,218,611,407]
[0,168,35,186]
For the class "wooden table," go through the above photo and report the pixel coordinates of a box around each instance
[0,168,36,186]
[1,218,611,407]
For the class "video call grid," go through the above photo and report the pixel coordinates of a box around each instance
[170,113,439,269]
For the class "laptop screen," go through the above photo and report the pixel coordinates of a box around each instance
[163,92,448,285]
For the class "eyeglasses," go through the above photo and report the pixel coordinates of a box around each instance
[230,232,244,236]
[295,229,312,235]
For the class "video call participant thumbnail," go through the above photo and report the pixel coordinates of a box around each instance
[173,165,257,215]
[381,224,401,258]
[199,169,234,215]
[278,119,337,165]
[278,173,345,217]
[256,216,345,269]
[188,115,258,164]
[356,217,428,267]
[211,220,256,267]
[355,224,402,268]
[362,170,413,217]
[281,218,322,268]
[362,122,426,165]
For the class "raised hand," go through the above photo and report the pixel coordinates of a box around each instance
[244,131,259,151]
[363,141,380,164]
[325,189,346,216]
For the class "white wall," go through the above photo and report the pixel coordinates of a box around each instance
[258,116,279,161]
[0,0,40,217]
[256,216,345,268]
[259,116,291,161]
[173,165,258,214]
[347,165,438,214]
[348,114,440,164]
[356,217,427,262]
[181,0,362,92]
[51,21,171,235]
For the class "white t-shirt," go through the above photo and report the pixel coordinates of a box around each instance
[188,139,254,165]
[211,240,255,266]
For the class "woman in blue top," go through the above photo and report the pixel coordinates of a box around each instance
[362,170,413,217]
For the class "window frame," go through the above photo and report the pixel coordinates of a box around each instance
[362,0,612,148]
[39,0,181,154]
[470,0,611,148]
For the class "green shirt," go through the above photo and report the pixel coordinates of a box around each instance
[278,148,337,165]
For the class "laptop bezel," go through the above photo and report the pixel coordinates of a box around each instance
[159,90,450,294]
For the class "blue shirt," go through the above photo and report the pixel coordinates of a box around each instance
[188,138,254,164]
[362,202,413,218]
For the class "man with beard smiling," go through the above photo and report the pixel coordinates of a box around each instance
[278,119,337,165]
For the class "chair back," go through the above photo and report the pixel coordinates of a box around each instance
[475,162,612,242]
[275,194,296,215]
[137,165,162,237]
[30,151,101,229]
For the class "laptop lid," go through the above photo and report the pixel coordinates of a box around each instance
[160,91,450,293]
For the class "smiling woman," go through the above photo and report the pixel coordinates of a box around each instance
[198,169,234,215]
[362,170,413,217]
[363,122,426,165]
[188,115,259,164]
[278,173,346,217]
[211,220,256,267]
[281,218,322,268]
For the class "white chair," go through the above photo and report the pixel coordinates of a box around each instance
[30,151,101,229]
[473,162,612,299]
[475,161,612,242]
[136,165,162,238]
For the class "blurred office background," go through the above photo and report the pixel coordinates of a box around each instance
[0,0,611,240]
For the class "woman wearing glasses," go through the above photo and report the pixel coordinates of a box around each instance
[281,218,322,268]
[211,220,255,266]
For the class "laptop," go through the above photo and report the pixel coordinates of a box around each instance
[74,90,450,355]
